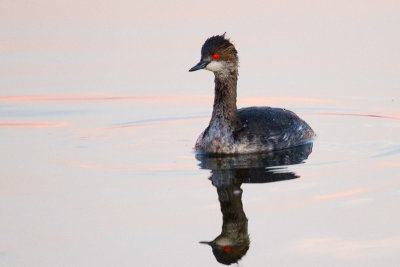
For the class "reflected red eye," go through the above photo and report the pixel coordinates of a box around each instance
[223,246,231,253]
[212,53,219,60]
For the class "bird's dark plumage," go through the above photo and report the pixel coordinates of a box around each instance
[235,107,314,151]
[190,34,314,154]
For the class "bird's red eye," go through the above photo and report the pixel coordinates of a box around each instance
[212,53,219,60]
[223,246,231,253]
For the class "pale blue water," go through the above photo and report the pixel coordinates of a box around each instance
[1,1,400,266]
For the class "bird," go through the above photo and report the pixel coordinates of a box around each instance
[189,34,314,154]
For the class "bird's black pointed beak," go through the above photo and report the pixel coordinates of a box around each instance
[199,241,213,246]
[189,60,208,72]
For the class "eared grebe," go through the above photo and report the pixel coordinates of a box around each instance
[189,34,314,154]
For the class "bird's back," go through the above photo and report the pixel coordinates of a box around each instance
[235,106,314,151]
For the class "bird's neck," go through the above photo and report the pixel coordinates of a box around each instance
[211,70,241,130]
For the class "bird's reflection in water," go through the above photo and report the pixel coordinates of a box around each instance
[196,143,313,265]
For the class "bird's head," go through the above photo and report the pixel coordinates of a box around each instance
[189,34,238,75]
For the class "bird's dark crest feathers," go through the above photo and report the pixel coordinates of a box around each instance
[201,34,237,59]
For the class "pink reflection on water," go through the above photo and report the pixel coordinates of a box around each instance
[292,236,400,259]
[303,112,400,121]
[0,94,212,104]
[313,188,369,200]
[312,180,400,201]
[376,161,400,167]
[79,135,113,140]
[81,118,208,134]
[238,97,330,106]
[0,121,68,128]
[71,163,197,171]
[0,94,331,105]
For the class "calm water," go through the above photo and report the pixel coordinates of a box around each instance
[1,1,400,266]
